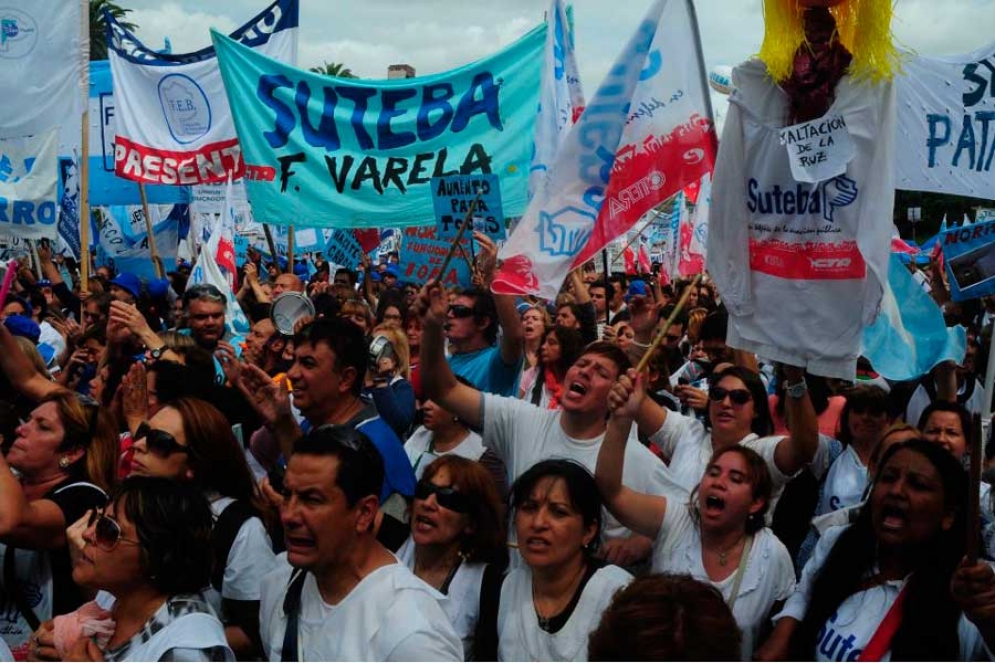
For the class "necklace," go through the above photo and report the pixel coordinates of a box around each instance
[532,563,587,632]
[715,535,746,567]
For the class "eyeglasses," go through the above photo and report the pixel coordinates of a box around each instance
[88,509,141,552]
[708,387,752,406]
[414,480,471,513]
[134,422,191,458]
[448,304,475,319]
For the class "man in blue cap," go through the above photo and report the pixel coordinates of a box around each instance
[108,272,141,305]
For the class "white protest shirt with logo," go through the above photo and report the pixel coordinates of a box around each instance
[707,59,895,380]
[107,0,298,186]
[777,525,991,661]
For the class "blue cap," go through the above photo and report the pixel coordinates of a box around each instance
[37,279,52,288]
[109,272,141,299]
[384,265,400,279]
[147,278,170,299]
[4,315,40,344]
[293,262,309,278]
[626,280,648,301]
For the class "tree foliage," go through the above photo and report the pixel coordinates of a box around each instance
[89,0,137,61]
[309,61,357,79]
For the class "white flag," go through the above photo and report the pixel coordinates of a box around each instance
[108,0,298,186]
[493,0,716,299]
[0,129,60,241]
[529,0,585,199]
[190,217,250,334]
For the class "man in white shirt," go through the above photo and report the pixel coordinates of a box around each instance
[258,426,463,661]
[418,282,666,566]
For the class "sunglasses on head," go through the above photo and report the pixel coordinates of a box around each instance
[708,386,752,406]
[88,509,141,552]
[414,480,471,513]
[447,304,475,319]
[135,422,191,458]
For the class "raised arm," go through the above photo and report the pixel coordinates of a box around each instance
[474,232,524,366]
[417,281,484,429]
[596,368,669,540]
[0,318,61,401]
[776,364,819,475]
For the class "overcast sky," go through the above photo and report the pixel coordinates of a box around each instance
[117,0,995,125]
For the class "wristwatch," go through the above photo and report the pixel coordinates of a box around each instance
[785,378,808,399]
[148,345,165,361]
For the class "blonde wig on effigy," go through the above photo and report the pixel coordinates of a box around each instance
[758,0,900,84]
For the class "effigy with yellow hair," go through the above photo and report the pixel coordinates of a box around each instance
[706,0,901,381]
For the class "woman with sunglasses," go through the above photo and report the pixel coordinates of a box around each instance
[0,323,118,654]
[597,378,795,658]
[127,397,276,658]
[499,459,632,662]
[518,326,585,410]
[397,456,507,661]
[33,476,232,661]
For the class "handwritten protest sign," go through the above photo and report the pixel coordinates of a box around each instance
[432,174,505,240]
[400,227,471,287]
[324,230,368,269]
[779,113,855,184]
[944,218,995,301]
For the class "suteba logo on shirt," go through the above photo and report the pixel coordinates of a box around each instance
[816,611,863,661]
[746,175,858,223]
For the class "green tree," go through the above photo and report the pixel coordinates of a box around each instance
[89,0,137,61]
[309,61,357,79]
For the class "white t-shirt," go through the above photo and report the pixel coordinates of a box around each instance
[707,59,896,380]
[404,426,487,480]
[778,525,991,661]
[648,409,793,514]
[397,538,487,660]
[482,394,671,539]
[497,564,632,662]
[203,497,278,616]
[651,504,795,658]
[905,379,985,428]
[816,445,868,516]
[259,555,463,661]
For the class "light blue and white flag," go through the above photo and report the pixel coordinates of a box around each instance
[190,215,250,333]
[862,253,966,381]
[0,128,60,241]
[529,0,585,200]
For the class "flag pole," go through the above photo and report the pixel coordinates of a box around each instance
[635,273,702,373]
[438,192,483,280]
[968,413,983,564]
[602,249,611,326]
[138,183,165,279]
[262,224,280,272]
[683,0,719,156]
[286,225,295,274]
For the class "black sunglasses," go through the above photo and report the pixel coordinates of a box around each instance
[135,422,191,458]
[414,480,471,513]
[88,509,141,552]
[447,304,475,319]
[708,387,752,406]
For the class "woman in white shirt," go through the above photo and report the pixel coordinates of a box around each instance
[397,455,507,661]
[758,438,995,661]
[47,476,232,661]
[597,380,795,658]
[498,460,632,662]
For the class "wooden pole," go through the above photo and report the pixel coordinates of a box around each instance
[635,273,703,374]
[138,184,164,279]
[262,224,280,274]
[286,225,295,274]
[437,192,483,280]
[79,113,91,291]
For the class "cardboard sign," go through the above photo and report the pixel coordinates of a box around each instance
[943,219,995,301]
[432,174,506,241]
[399,226,471,287]
[324,230,365,270]
[779,113,855,184]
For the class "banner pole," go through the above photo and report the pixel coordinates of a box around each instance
[138,184,165,279]
[79,116,91,292]
[262,224,280,274]
[28,241,43,281]
[602,249,611,326]
[683,0,719,156]
[437,192,483,280]
[286,225,295,274]
[968,413,983,564]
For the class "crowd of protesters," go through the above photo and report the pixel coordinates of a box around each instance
[0,233,993,661]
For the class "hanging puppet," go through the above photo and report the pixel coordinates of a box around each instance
[707,0,900,380]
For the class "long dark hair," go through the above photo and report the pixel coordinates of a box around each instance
[790,439,968,661]
[530,325,584,405]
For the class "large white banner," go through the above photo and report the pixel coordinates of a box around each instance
[897,42,995,198]
[0,1,86,139]
[0,129,60,241]
[108,0,298,187]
